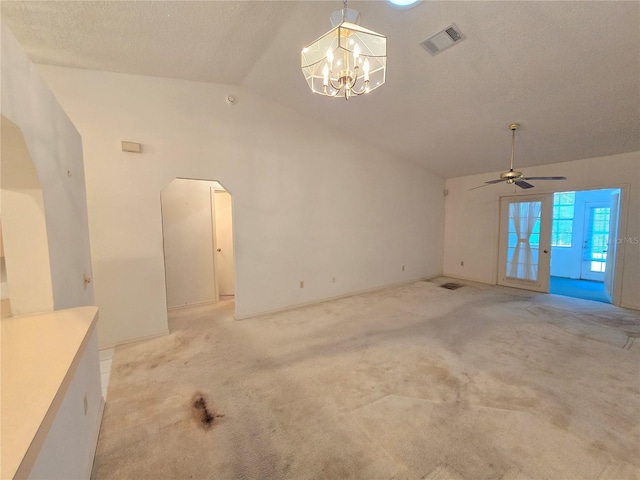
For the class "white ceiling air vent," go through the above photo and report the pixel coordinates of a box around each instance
[421,24,466,56]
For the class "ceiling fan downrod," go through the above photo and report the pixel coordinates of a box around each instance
[509,123,520,173]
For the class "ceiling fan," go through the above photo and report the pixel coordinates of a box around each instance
[471,123,567,190]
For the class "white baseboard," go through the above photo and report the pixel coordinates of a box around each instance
[99,329,170,350]
[620,302,640,312]
[235,275,443,321]
[441,273,497,286]
[167,299,219,311]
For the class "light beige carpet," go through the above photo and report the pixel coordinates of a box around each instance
[92,279,640,479]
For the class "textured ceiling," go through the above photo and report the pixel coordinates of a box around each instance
[2,1,639,178]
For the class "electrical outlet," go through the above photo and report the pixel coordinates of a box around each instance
[460,261,464,267]
[300,281,304,288]
[402,265,405,271]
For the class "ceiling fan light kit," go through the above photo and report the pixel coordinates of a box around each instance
[301,0,387,100]
[470,123,568,191]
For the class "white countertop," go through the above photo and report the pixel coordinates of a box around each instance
[1,306,98,479]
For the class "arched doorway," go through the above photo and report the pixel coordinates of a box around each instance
[0,115,55,317]
[160,178,235,310]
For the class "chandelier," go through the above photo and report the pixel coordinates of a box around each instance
[301,0,387,100]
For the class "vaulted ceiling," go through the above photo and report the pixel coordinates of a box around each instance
[2,1,639,178]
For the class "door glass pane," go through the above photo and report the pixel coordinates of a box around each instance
[506,201,542,281]
[586,207,610,273]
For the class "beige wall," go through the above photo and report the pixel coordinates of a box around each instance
[0,22,94,312]
[444,152,640,310]
[36,65,445,348]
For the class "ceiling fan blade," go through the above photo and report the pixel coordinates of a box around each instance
[515,180,535,189]
[468,183,495,191]
[485,179,509,184]
[523,176,567,181]
[468,178,509,190]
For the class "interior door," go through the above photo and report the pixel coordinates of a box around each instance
[580,202,610,281]
[498,194,553,292]
[603,193,620,301]
[212,189,235,297]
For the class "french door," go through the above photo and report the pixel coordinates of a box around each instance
[498,194,553,292]
[580,202,610,281]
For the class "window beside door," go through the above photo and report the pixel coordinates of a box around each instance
[551,192,575,247]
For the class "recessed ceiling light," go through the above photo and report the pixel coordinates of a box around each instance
[388,0,422,8]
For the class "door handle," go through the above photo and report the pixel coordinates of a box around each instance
[543,249,549,253]
[217,248,222,252]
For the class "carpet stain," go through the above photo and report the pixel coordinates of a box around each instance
[191,392,224,430]
[622,336,636,350]
[551,412,571,429]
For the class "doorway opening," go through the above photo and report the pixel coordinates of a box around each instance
[1,115,55,317]
[549,188,621,304]
[160,178,235,312]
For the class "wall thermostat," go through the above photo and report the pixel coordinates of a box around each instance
[121,141,142,153]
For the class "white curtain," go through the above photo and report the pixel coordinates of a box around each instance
[507,201,541,281]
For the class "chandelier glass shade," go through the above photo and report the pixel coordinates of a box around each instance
[301,9,386,100]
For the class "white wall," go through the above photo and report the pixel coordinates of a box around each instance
[444,152,640,310]
[0,23,95,311]
[161,179,218,308]
[36,66,445,348]
[550,188,618,279]
[27,327,103,480]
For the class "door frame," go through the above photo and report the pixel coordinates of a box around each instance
[497,193,553,292]
[160,176,237,312]
[494,184,629,306]
[603,192,620,302]
[211,187,236,300]
[580,201,610,282]
[210,187,220,304]
[609,184,629,307]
